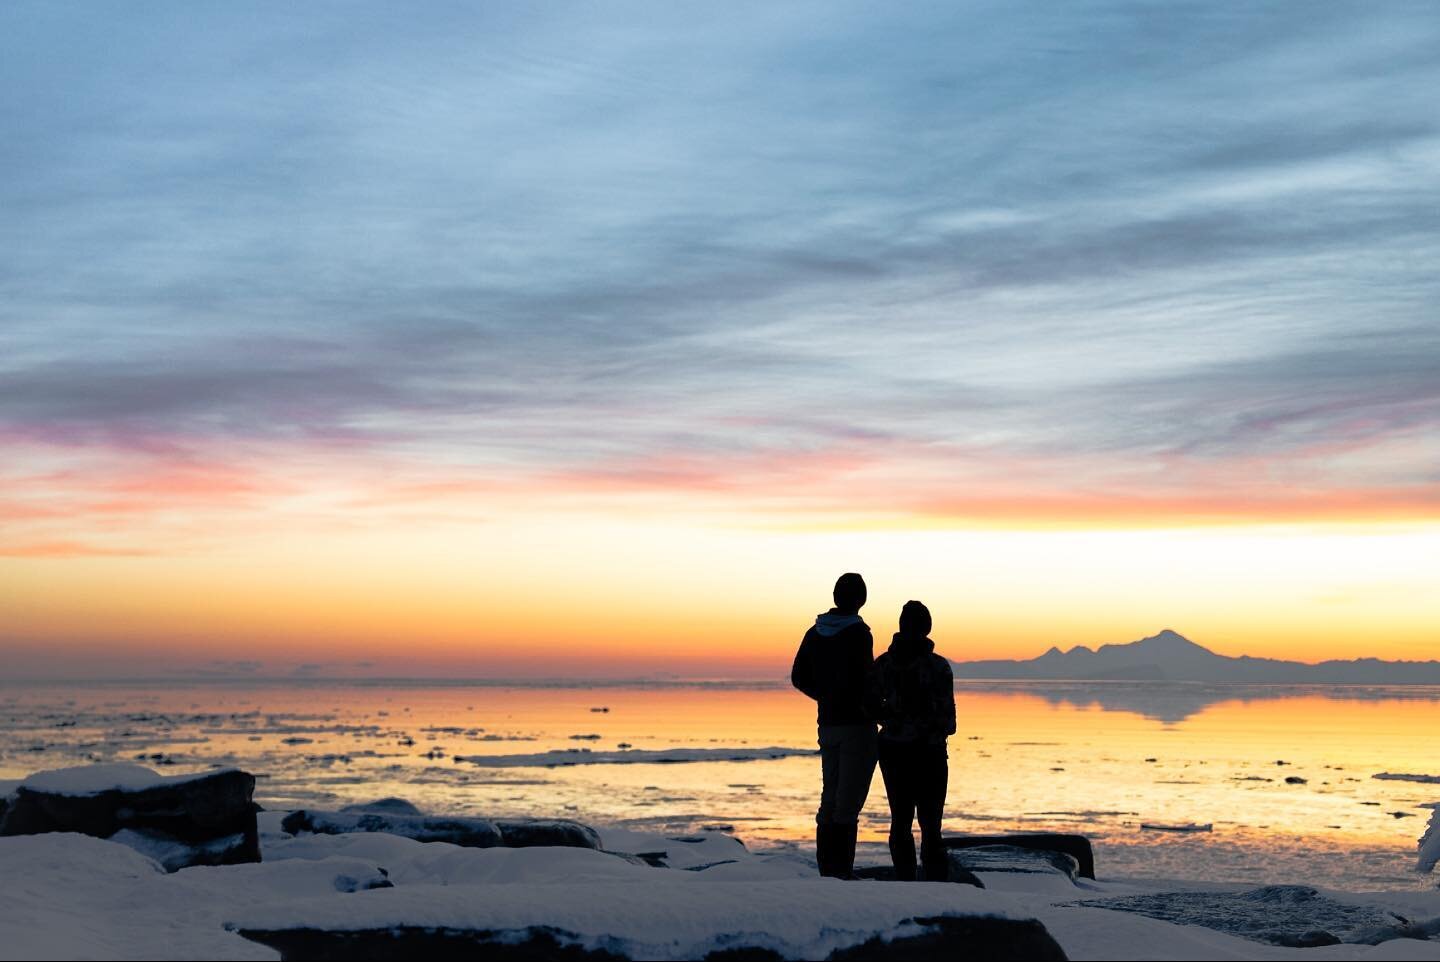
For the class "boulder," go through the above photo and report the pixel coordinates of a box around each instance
[943,834,1094,879]
[853,863,984,887]
[281,810,503,848]
[947,845,1078,881]
[495,818,603,850]
[239,916,1066,961]
[0,763,259,871]
[340,797,424,816]
[281,809,603,850]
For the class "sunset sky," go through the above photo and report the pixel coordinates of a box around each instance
[2,3,1437,679]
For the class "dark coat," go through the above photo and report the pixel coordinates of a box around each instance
[866,633,955,745]
[791,611,875,727]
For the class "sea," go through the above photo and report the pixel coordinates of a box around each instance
[3,680,1436,891]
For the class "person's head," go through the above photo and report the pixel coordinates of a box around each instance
[898,599,931,638]
[832,572,867,613]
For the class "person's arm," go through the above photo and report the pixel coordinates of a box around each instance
[863,653,886,720]
[936,656,956,737]
[791,634,820,701]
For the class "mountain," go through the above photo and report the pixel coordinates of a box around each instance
[953,629,1440,683]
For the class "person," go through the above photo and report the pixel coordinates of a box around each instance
[866,600,955,881]
[790,572,877,879]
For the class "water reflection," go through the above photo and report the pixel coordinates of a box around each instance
[959,680,1440,725]
[2,681,1438,889]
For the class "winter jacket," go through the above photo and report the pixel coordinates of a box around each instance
[791,610,875,727]
[866,633,955,745]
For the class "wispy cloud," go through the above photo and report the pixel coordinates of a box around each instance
[2,1,1437,544]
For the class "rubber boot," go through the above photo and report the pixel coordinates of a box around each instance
[920,840,949,882]
[888,828,917,881]
[834,822,860,880]
[815,824,836,877]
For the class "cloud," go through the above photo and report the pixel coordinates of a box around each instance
[0,1,1437,536]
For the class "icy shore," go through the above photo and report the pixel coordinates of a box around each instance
[2,764,1439,961]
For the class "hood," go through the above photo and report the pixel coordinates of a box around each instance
[889,632,934,661]
[814,610,864,637]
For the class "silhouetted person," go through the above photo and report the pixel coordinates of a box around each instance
[866,600,955,881]
[791,572,877,879]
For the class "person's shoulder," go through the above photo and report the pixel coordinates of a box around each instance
[930,652,953,673]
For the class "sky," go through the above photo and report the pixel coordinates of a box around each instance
[2,2,1437,679]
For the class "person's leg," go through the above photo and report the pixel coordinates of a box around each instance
[878,741,917,880]
[917,744,950,882]
[830,725,877,879]
[815,728,839,876]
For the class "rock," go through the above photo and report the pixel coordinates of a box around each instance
[238,916,1066,961]
[496,817,602,849]
[340,797,424,816]
[281,810,503,848]
[943,834,1095,879]
[1285,776,1308,785]
[0,764,259,871]
[853,863,985,887]
[830,916,1065,960]
[281,809,603,850]
[948,844,1078,880]
[1078,884,1423,946]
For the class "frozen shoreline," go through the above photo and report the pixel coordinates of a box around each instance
[4,828,1440,961]
[3,763,1440,961]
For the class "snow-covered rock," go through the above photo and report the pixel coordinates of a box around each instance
[338,797,423,816]
[0,764,259,872]
[1419,807,1440,874]
[228,879,1060,961]
[953,844,1080,880]
[945,833,1096,879]
[0,833,389,960]
[280,808,602,849]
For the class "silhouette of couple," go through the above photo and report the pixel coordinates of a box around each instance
[791,572,956,881]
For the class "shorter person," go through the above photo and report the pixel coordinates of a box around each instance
[866,600,955,881]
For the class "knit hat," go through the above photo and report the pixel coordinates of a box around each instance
[898,599,931,637]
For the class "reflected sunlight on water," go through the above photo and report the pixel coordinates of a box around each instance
[2,682,1436,889]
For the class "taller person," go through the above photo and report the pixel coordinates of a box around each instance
[790,572,877,879]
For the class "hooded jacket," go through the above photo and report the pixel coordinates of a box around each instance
[791,610,874,727]
[866,633,955,745]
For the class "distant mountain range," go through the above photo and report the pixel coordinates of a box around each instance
[953,629,1440,684]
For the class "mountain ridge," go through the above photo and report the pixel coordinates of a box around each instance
[953,629,1440,683]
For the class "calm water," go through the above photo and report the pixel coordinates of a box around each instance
[2,681,1436,890]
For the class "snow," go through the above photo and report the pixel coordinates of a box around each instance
[17,763,236,796]
[597,825,750,869]
[0,833,385,960]
[3,828,1440,962]
[227,879,1029,960]
[1419,809,1440,874]
[455,745,813,767]
[108,829,249,873]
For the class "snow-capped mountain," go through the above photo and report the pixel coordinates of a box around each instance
[953,629,1440,682]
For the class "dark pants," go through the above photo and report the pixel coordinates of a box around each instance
[878,738,948,881]
[816,724,877,825]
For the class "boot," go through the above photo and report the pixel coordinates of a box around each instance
[834,821,860,880]
[888,828,917,881]
[920,840,949,882]
[815,824,837,877]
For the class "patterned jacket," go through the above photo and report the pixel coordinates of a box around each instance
[866,633,955,745]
